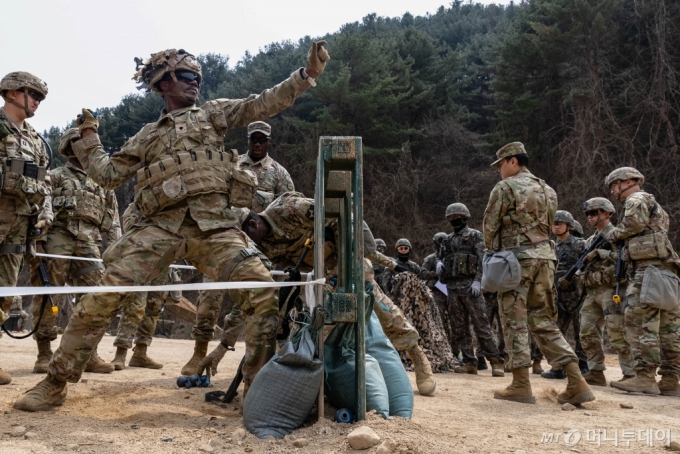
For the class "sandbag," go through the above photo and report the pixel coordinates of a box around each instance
[243,310,324,439]
[481,250,522,293]
[640,265,680,311]
[365,310,413,418]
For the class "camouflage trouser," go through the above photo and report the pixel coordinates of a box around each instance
[447,281,502,365]
[371,275,420,351]
[477,292,507,358]
[498,259,578,369]
[28,227,105,342]
[579,285,634,375]
[48,220,278,394]
[113,272,172,349]
[0,210,30,324]
[551,291,586,370]
[432,287,457,355]
[624,263,680,378]
[192,277,226,342]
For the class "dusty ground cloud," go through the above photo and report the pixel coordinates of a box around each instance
[2,335,678,453]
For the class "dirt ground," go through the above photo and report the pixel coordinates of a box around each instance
[1,335,678,453]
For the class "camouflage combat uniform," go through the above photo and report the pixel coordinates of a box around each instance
[46,68,314,391]
[579,223,634,375]
[420,252,454,353]
[483,168,578,369]
[438,225,503,365]
[607,192,680,379]
[0,106,51,325]
[553,234,587,366]
[239,153,294,213]
[29,161,120,342]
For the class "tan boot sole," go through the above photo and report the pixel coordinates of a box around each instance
[33,363,49,374]
[112,362,125,371]
[128,360,163,369]
[584,378,607,387]
[493,392,535,404]
[85,365,114,374]
[417,380,436,396]
[610,381,661,395]
[14,393,66,412]
[660,390,680,397]
[557,390,596,405]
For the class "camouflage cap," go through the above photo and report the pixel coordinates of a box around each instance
[0,72,48,99]
[605,167,644,188]
[247,121,271,137]
[554,210,575,227]
[132,49,201,95]
[433,232,447,243]
[375,238,386,248]
[582,197,615,214]
[58,128,80,158]
[395,238,412,250]
[571,220,584,237]
[491,142,527,168]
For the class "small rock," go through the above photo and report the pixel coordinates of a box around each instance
[66,444,79,451]
[562,403,576,411]
[244,448,253,453]
[161,373,166,376]
[668,441,680,452]
[11,426,26,437]
[81,379,88,384]
[376,439,397,454]
[293,438,309,448]
[131,424,140,429]
[347,426,381,450]
[24,432,37,439]
[198,444,214,453]
[620,403,633,409]
[162,437,174,442]
[508,434,513,438]
[184,395,190,399]
[61,409,70,413]
[284,434,296,443]
[584,411,592,416]
[232,428,246,444]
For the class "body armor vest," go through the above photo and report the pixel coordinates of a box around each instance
[52,167,107,226]
[440,229,479,283]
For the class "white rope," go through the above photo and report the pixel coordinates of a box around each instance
[0,278,326,298]
[35,252,305,276]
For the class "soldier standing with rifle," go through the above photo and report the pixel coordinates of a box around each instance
[605,168,680,396]
[14,42,330,412]
[0,72,52,386]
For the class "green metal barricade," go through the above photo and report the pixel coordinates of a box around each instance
[315,136,366,421]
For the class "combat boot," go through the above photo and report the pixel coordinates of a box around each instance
[0,367,11,385]
[493,367,535,404]
[477,356,488,370]
[33,340,53,374]
[111,347,128,371]
[541,368,566,379]
[13,374,67,412]
[658,374,680,397]
[490,358,505,377]
[611,368,660,395]
[128,344,163,369]
[407,346,436,396]
[557,362,596,405]
[582,370,607,387]
[85,347,115,374]
[181,341,209,376]
[532,359,544,375]
[454,363,478,374]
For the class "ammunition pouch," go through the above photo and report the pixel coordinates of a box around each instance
[627,232,669,261]
[133,149,257,217]
[53,188,106,226]
[1,158,47,204]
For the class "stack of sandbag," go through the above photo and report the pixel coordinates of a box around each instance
[243,308,325,439]
[324,282,413,419]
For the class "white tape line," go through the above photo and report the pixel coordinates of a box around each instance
[1,278,326,298]
[35,253,306,276]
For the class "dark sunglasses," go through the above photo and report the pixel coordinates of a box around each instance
[175,71,201,85]
[249,136,270,144]
[584,210,601,217]
[26,89,44,102]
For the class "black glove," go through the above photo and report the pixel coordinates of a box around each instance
[394,264,408,273]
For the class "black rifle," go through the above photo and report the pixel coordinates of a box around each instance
[561,233,609,284]
[205,239,313,405]
[613,241,626,303]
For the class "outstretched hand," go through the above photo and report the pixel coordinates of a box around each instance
[306,40,330,78]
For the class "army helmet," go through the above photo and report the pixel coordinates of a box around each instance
[395,238,412,251]
[554,210,574,228]
[582,197,615,214]
[445,203,471,220]
[571,220,584,237]
[605,167,644,188]
[375,238,387,249]
[58,128,80,158]
[0,72,48,100]
[132,49,202,95]
[433,232,447,244]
